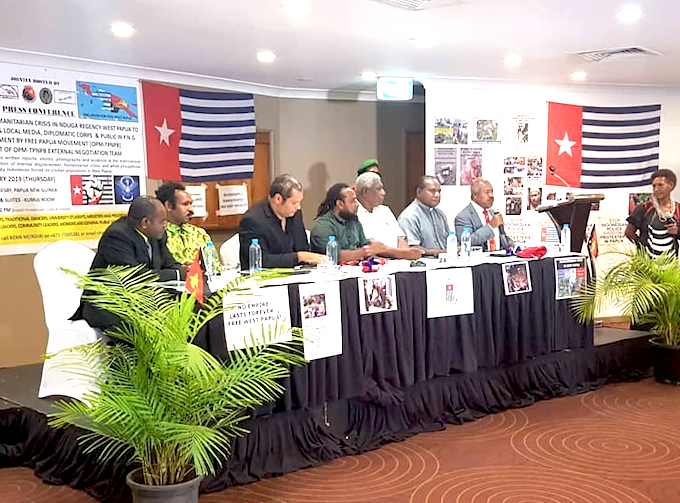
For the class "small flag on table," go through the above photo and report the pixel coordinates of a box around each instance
[185,250,204,305]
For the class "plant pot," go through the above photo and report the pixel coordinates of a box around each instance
[648,337,680,384]
[126,468,203,503]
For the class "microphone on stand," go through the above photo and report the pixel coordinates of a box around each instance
[548,166,574,201]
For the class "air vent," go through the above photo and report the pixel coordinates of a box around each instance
[573,46,662,63]
[371,0,427,9]
[370,0,482,11]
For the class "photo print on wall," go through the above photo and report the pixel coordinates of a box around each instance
[460,147,483,185]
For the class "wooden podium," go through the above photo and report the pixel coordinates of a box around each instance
[537,194,605,252]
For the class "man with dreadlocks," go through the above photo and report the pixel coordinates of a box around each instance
[310,183,421,261]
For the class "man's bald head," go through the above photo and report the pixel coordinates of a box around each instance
[470,178,494,209]
[128,196,167,240]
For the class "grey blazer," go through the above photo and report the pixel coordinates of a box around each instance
[454,203,514,251]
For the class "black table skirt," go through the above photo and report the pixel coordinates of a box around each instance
[0,336,650,502]
[200,258,592,410]
[0,256,600,502]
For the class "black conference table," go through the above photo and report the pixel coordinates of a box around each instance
[191,254,596,494]
[201,255,593,412]
[1,254,598,502]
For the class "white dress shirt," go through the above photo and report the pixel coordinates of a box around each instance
[471,200,500,249]
[358,203,405,248]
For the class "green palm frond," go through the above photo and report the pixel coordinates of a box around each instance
[49,265,306,485]
[572,247,680,345]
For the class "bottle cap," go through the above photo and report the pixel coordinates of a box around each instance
[449,230,456,235]
[563,223,570,228]
[328,235,336,241]
[206,241,214,247]
[464,227,471,232]
[251,238,259,244]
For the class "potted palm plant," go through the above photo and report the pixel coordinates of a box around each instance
[48,265,305,503]
[572,247,680,383]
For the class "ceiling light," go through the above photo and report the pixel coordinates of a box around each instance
[503,53,522,67]
[110,21,135,38]
[257,51,277,63]
[282,0,311,18]
[616,5,644,23]
[361,71,378,81]
[570,71,588,81]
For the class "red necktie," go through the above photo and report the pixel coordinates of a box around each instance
[483,209,497,251]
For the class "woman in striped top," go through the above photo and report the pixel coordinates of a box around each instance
[625,169,680,257]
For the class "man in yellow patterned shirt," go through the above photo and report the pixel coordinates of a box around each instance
[156,181,212,265]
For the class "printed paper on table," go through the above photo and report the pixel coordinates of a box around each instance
[426,268,474,318]
[298,281,342,361]
[223,285,291,350]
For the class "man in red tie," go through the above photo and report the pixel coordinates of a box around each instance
[454,178,515,251]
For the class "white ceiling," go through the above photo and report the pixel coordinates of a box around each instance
[0,0,679,93]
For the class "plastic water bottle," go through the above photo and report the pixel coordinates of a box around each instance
[203,241,219,280]
[461,227,472,258]
[446,231,458,262]
[560,223,572,253]
[326,235,339,269]
[249,238,262,274]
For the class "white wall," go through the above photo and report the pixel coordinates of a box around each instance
[423,78,680,247]
[423,78,680,317]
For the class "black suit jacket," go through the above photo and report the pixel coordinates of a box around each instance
[74,217,181,329]
[239,199,310,269]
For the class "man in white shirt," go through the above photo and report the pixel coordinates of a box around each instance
[355,172,422,260]
[454,178,515,251]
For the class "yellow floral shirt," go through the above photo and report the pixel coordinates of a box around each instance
[165,222,212,264]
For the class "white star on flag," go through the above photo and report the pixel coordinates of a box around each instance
[554,132,577,157]
[155,118,176,146]
[72,185,82,195]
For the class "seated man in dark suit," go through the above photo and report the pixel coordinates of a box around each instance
[239,174,326,269]
[454,178,515,251]
[74,196,187,329]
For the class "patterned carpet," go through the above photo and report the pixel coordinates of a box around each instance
[3,379,679,503]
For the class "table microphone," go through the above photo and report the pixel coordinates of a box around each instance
[548,166,574,201]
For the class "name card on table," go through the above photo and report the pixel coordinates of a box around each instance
[426,268,474,318]
[223,285,291,350]
[298,281,342,361]
[216,184,249,216]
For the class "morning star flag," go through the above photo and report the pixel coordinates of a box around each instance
[546,102,661,190]
[142,82,255,182]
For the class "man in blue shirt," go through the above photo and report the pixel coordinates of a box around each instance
[398,176,450,256]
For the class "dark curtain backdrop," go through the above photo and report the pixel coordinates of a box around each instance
[202,258,591,410]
